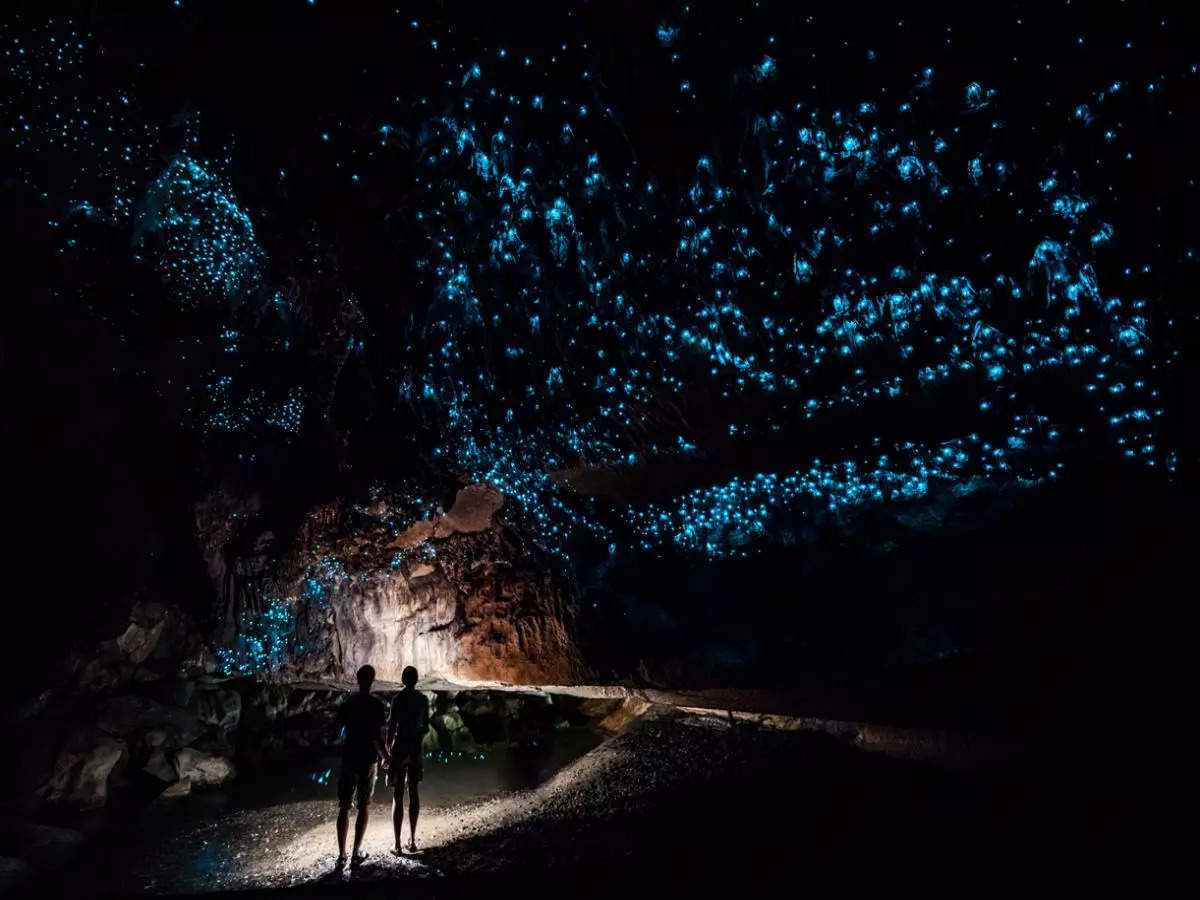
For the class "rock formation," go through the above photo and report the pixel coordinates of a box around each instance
[202,483,587,687]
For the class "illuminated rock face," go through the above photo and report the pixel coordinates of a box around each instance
[324,486,585,685]
[317,487,582,684]
[205,484,586,686]
[386,484,507,549]
[324,562,582,685]
[329,574,459,683]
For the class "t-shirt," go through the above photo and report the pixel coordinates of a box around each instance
[388,688,430,746]
[336,692,387,767]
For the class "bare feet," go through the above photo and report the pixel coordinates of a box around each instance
[334,854,347,870]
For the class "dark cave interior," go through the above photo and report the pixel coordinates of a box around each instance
[1,0,1195,895]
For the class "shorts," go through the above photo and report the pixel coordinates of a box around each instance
[387,742,424,787]
[337,761,377,811]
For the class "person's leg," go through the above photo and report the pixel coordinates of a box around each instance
[407,773,420,848]
[352,803,369,855]
[351,765,376,858]
[336,807,349,859]
[392,773,406,851]
[335,766,353,863]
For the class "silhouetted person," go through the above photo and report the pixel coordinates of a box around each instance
[386,665,430,853]
[333,664,386,870]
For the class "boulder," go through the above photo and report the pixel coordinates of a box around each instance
[285,689,342,718]
[39,732,126,810]
[431,706,475,752]
[596,697,650,733]
[74,648,139,702]
[138,725,183,752]
[115,617,166,665]
[456,691,497,718]
[577,698,624,720]
[178,641,219,678]
[243,684,290,721]
[142,750,178,785]
[191,724,236,755]
[440,484,505,534]
[93,695,203,745]
[421,729,440,754]
[159,779,191,799]
[191,689,241,730]
[172,748,235,788]
[387,484,505,550]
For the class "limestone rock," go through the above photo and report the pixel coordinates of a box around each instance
[597,697,651,733]
[143,750,178,784]
[205,485,584,688]
[244,684,291,721]
[159,779,191,799]
[191,688,241,730]
[386,484,505,550]
[431,705,475,752]
[421,729,440,754]
[119,599,199,670]
[173,748,235,788]
[94,695,202,745]
[441,484,504,534]
[130,724,184,767]
[577,698,625,720]
[74,648,139,701]
[116,617,166,665]
[322,549,583,685]
[39,732,126,810]
[388,518,436,550]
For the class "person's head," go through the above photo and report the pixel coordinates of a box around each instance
[401,665,419,688]
[356,664,376,692]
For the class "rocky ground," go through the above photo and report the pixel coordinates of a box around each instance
[27,703,1110,899]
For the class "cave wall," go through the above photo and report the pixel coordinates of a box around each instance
[323,564,582,686]
[200,484,587,687]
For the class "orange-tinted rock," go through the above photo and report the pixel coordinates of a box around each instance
[209,484,588,687]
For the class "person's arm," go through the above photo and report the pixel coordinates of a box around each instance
[419,695,430,737]
[385,699,397,752]
[330,702,346,745]
[372,703,388,765]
